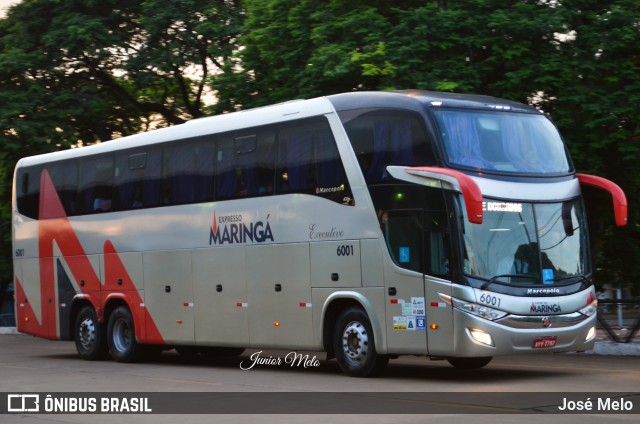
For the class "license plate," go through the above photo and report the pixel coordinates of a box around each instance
[533,337,557,349]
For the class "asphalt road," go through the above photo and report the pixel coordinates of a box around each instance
[0,334,638,424]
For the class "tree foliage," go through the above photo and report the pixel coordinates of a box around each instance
[0,0,244,293]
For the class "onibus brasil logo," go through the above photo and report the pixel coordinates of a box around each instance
[209,212,274,245]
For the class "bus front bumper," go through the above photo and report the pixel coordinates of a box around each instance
[450,309,597,357]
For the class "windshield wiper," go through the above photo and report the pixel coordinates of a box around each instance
[480,274,534,291]
[547,275,591,289]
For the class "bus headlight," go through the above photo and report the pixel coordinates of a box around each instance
[451,297,508,321]
[468,328,495,347]
[579,299,598,317]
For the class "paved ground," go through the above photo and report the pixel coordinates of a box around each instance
[0,332,638,424]
[2,326,638,353]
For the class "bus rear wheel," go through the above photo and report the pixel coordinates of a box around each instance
[447,357,492,369]
[333,306,388,377]
[107,306,144,363]
[74,306,108,360]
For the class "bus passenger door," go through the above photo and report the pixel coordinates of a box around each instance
[143,250,195,345]
[382,209,427,354]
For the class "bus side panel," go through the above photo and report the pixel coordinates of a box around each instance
[102,251,144,293]
[310,240,362,288]
[383,261,428,355]
[424,277,454,356]
[143,250,195,345]
[247,243,313,349]
[193,246,249,346]
[15,257,51,339]
[360,239,384,287]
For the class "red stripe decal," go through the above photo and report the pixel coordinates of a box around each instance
[32,169,165,344]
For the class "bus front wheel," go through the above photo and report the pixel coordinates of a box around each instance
[107,306,144,363]
[74,306,108,360]
[333,306,388,377]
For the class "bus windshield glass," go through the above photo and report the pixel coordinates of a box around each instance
[432,109,572,175]
[459,198,589,285]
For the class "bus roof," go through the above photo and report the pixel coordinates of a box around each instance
[16,90,538,168]
[327,90,538,114]
[16,96,335,167]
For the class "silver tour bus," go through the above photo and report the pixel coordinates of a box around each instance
[12,91,627,377]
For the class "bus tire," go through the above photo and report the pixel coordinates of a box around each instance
[74,306,108,360]
[107,306,144,363]
[447,357,492,369]
[333,306,388,377]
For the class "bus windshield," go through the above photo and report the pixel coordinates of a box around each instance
[432,109,572,175]
[459,198,589,286]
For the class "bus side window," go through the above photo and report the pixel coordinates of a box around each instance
[340,109,436,184]
[216,129,275,200]
[425,211,451,277]
[277,117,353,205]
[277,125,313,194]
[371,185,451,277]
[47,161,78,217]
[255,132,276,196]
[79,157,114,214]
[16,167,42,220]
[380,209,451,276]
[114,149,162,210]
[164,139,214,205]
[216,135,237,199]
[382,210,424,273]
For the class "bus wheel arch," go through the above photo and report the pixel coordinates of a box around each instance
[322,294,386,358]
[73,302,108,360]
[322,298,362,360]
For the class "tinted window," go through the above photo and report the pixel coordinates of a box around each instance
[17,116,353,218]
[216,129,275,200]
[114,149,163,210]
[432,109,572,175]
[16,167,41,219]
[277,117,353,205]
[164,139,215,205]
[47,161,78,216]
[370,185,451,277]
[78,156,114,214]
[340,109,435,184]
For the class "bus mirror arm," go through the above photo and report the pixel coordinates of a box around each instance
[389,166,484,225]
[576,174,628,227]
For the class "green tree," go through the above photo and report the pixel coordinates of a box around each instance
[546,0,640,288]
[0,0,244,304]
[216,0,407,109]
